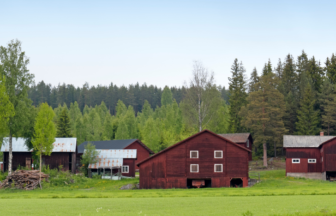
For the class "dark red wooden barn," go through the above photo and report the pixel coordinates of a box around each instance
[284,133,336,180]
[218,133,253,161]
[77,139,153,171]
[137,130,251,189]
[1,137,77,173]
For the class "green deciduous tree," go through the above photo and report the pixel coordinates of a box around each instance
[0,39,34,175]
[142,117,161,153]
[115,117,129,139]
[161,86,173,106]
[295,85,320,135]
[56,108,73,137]
[228,59,247,133]
[80,142,99,176]
[32,103,56,184]
[0,76,15,137]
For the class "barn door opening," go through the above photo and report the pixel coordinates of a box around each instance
[187,179,211,188]
[26,157,31,169]
[326,172,336,181]
[230,178,243,187]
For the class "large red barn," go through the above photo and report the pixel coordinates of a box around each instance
[218,133,253,161]
[137,130,251,189]
[284,133,336,180]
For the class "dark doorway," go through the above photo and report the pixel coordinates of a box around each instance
[326,172,336,181]
[230,178,243,187]
[187,179,211,188]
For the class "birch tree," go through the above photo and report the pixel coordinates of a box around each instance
[181,61,221,132]
[0,40,34,175]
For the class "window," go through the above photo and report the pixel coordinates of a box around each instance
[246,140,249,148]
[122,165,129,173]
[214,164,223,172]
[292,159,300,163]
[190,164,199,172]
[308,159,316,163]
[190,151,199,158]
[214,150,223,158]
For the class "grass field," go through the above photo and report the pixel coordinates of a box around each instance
[2,169,336,215]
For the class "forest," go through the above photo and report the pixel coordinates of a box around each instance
[1,39,336,159]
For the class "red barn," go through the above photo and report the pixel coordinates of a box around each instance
[137,130,251,189]
[77,139,153,171]
[218,133,253,161]
[284,133,336,180]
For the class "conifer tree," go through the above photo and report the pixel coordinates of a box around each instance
[248,68,259,93]
[275,59,283,79]
[319,79,336,135]
[296,51,310,102]
[262,60,272,76]
[240,73,286,167]
[307,57,324,93]
[326,54,336,84]
[228,59,247,133]
[56,108,73,137]
[295,85,319,135]
[161,86,173,106]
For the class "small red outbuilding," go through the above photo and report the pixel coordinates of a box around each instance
[284,133,336,180]
[137,130,251,189]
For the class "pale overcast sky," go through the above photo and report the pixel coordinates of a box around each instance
[1,0,335,88]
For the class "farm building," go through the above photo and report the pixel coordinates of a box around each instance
[1,137,77,173]
[284,133,336,180]
[137,130,251,189]
[77,139,153,171]
[87,149,137,178]
[219,133,253,161]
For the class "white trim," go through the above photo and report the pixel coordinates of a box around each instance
[214,164,223,172]
[190,164,199,173]
[214,150,223,158]
[292,158,300,163]
[308,159,316,163]
[190,150,199,158]
[246,140,249,148]
[122,165,129,173]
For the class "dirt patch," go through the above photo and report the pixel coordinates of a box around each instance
[120,183,139,190]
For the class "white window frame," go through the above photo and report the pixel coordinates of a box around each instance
[292,158,300,164]
[308,159,316,163]
[214,164,223,172]
[190,164,199,173]
[122,165,129,173]
[190,150,199,159]
[214,150,223,158]
[246,140,249,148]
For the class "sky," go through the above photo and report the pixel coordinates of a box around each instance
[1,0,336,89]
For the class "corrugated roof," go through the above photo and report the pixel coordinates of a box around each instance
[1,137,77,152]
[283,135,336,148]
[218,133,250,143]
[88,149,137,168]
[77,139,137,154]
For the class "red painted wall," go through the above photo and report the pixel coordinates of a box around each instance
[125,141,151,170]
[285,148,322,173]
[322,139,336,172]
[123,159,136,177]
[139,131,249,189]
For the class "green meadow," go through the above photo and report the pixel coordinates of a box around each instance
[2,170,336,215]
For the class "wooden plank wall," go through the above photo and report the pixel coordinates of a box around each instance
[125,141,150,170]
[323,139,336,172]
[139,131,249,189]
[286,148,322,173]
[123,159,136,177]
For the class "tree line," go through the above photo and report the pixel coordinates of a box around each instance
[1,39,336,172]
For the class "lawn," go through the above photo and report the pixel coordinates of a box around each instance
[2,169,336,215]
[1,195,336,216]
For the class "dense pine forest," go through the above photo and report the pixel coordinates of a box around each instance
[1,40,336,159]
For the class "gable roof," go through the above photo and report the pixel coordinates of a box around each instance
[218,133,251,143]
[77,139,154,154]
[283,135,336,148]
[1,137,77,152]
[137,129,251,166]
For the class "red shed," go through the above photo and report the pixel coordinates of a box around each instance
[137,130,251,189]
[284,133,336,180]
[218,133,253,161]
[77,139,153,171]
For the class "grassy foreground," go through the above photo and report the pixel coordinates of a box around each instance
[1,195,336,216]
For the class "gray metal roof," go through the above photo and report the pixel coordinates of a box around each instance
[283,135,336,148]
[218,133,251,143]
[88,149,137,168]
[77,139,137,154]
[1,137,77,152]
